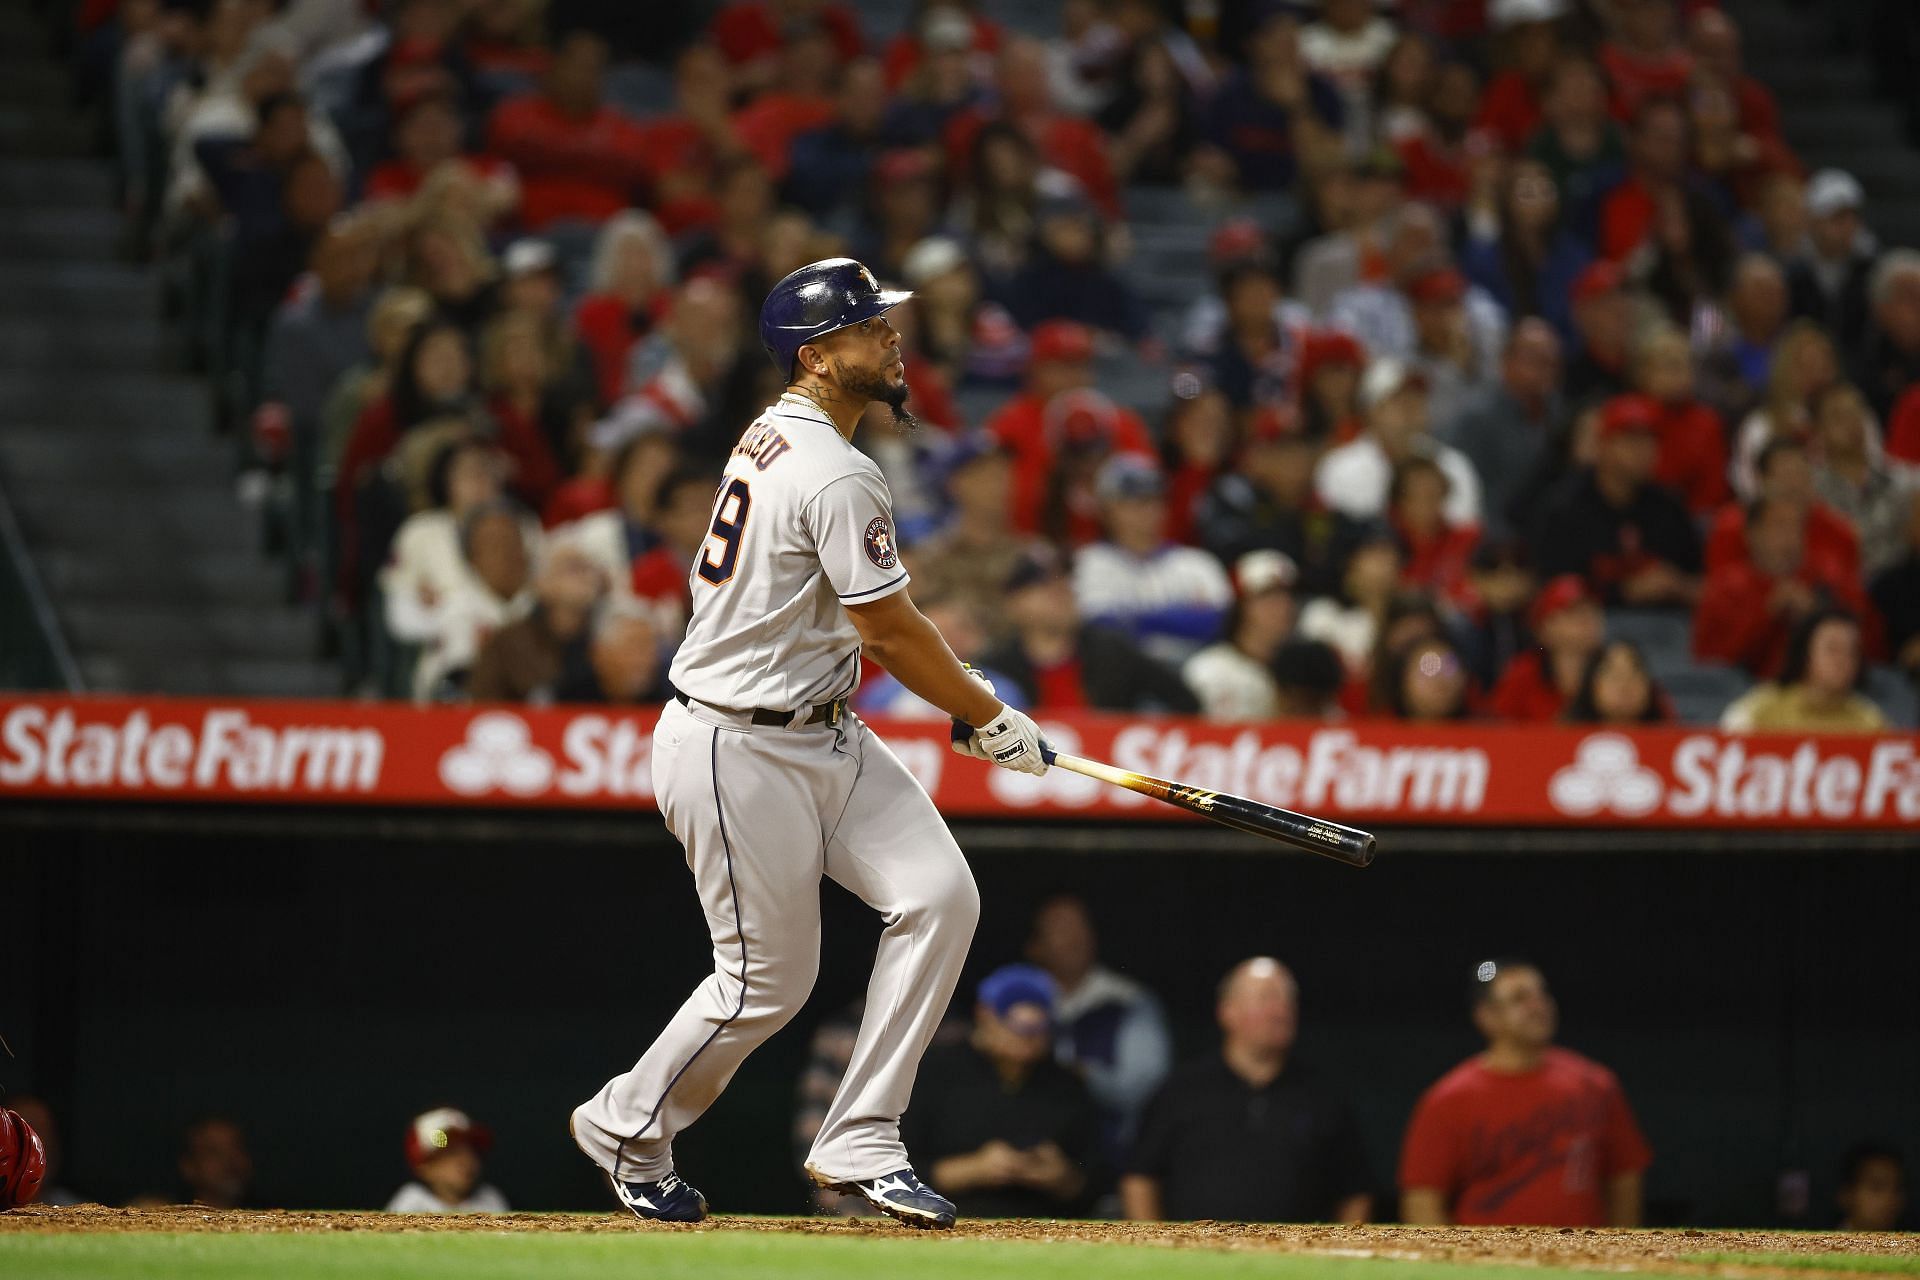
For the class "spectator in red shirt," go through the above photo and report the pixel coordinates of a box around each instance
[1488,574,1603,721]
[485,31,651,230]
[729,24,840,181]
[1686,8,1779,148]
[1564,261,1634,407]
[1625,327,1728,515]
[573,211,676,407]
[364,93,520,228]
[945,36,1121,219]
[1400,959,1652,1227]
[709,0,865,93]
[1694,496,1878,679]
[1598,97,1690,263]
[634,44,741,237]
[1475,0,1567,154]
[1706,436,1861,579]
[1564,638,1674,724]
[1598,0,1691,120]
[1391,455,1478,607]
[1299,330,1366,442]
[986,321,1154,541]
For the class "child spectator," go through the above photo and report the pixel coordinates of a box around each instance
[1488,574,1603,721]
[386,1108,509,1213]
[1564,639,1673,724]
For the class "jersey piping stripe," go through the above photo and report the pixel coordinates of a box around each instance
[612,726,748,1183]
[837,571,908,602]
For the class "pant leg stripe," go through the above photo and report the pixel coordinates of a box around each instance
[613,727,748,1183]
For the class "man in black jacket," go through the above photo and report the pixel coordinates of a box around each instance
[978,548,1200,713]
[1531,396,1702,608]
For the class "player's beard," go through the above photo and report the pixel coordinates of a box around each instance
[834,357,918,433]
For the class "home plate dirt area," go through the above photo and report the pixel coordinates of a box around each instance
[3,1204,1916,1278]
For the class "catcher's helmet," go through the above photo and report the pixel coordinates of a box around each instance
[759,257,911,379]
[0,1108,46,1211]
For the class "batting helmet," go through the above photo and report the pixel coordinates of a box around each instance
[0,1108,46,1211]
[759,257,912,379]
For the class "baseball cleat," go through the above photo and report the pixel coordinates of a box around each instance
[808,1165,956,1229]
[607,1169,708,1223]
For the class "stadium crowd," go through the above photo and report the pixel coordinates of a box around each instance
[80,0,1920,728]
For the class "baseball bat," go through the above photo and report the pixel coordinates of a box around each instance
[951,723,1377,868]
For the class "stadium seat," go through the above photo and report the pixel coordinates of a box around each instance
[1606,609,1694,678]
[1864,665,1920,729]
[1661,662,1752,726]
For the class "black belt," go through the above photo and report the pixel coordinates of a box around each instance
[675,691,846,727]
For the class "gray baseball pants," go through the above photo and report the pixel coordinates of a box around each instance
[572,696,979,1186]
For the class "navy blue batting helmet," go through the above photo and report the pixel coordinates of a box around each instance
[759,257,912,379]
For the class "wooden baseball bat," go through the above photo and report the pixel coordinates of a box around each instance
[952,723,1377,867]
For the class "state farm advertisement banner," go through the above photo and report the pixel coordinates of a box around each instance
[2,695,1919,828]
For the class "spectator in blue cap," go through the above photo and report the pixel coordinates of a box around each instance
[899,962,1101,1219]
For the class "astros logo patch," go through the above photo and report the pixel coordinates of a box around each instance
[864,516,898,569]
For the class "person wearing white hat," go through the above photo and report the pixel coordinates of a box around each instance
[1315,357,1483,526]
[1182,550,1301,720]
[1787,169,1880,353]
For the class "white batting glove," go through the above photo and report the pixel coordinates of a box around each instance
[976,703,1050,776]
[950,666,997,761]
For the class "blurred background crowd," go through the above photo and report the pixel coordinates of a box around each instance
[7,894,1911,1227]
[50,0,1920,729]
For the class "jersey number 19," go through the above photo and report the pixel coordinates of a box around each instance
[697,478,751,586]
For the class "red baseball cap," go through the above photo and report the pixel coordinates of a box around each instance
[1299,330,1366,385]
[1409,266,1468,305]
[1599,393,1662,441]
[1572,260,1626,306]
[1246,401,1306,446]
[1028,319,1094,367]
[1529,573,1596,630]
[404,1108,493,1170]
[1208,217,1268,265]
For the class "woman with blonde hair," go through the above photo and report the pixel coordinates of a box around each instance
[574,211,676,405]
[1729,319,1841,499]
[407,211,501,333]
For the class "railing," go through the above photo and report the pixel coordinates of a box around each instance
[0,471,81,691]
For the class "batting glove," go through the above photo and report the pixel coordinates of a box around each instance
[975,704,1050,776]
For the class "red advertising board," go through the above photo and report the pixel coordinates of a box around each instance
[2,695,1918,828]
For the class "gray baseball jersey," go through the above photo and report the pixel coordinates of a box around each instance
[667,391,909,711]
[572,390,978,1194]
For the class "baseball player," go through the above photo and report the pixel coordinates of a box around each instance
[570,258,1051,1230]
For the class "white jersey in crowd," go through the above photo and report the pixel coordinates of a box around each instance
[385,1180,510,1214]
[668,391,910,711]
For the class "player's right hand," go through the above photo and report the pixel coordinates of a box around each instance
[976,704,1050,776]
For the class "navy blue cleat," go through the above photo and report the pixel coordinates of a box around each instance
[607,1170,708,1223]
[808,1165,956,1229]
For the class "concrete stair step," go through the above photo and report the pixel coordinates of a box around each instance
[0,315,167,373]
[0,158,114,208]
[10,487,260,556]
[32,546,287,609]
[0,259,155,320]
[0,372,208,430]
[0,105,92,157]
[0,426,228,483]
[60,601,319,664]
[0,205,123,260]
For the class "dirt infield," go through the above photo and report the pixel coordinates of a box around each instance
[2,1204,1915,1276]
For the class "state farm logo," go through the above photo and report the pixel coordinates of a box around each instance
[439,713,554,796]
[1548,734,1663,817]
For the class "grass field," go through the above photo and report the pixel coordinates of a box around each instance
[1,1206,1914,1280]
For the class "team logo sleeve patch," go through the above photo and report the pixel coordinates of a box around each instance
[864,516,899,569]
